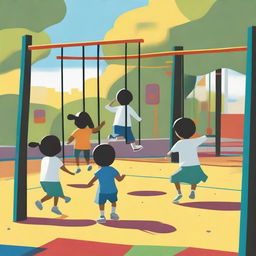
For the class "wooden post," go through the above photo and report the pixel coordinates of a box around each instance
[170,46,184,163]
[13,35,32,221]
[239,26,256,256]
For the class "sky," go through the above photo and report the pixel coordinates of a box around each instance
[31,0,246,100]
[32,0,148,91]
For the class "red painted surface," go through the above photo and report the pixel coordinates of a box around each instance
[175,247,238,256]
[29,39,144,50]
[221,114,244,139]
[56,46,247,60]
[36,238,132,256]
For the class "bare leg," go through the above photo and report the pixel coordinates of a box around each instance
[191,184,197,190]
[54,197,59,207]
[85,158,90,165]
[75,157,80,167]
[41,195,52,203]
[174,182,181,194]
[99,204,105,211]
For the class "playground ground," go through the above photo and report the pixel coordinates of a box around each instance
[0,157,241,255]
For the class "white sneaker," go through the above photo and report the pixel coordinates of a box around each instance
[97,216,106,223]
[132,145,143,152]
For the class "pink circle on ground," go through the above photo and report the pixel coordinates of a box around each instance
[127,191,167,196]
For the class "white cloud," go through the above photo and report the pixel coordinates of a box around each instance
[31,67,103,92]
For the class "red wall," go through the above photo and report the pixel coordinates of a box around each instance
[221,114,244,139]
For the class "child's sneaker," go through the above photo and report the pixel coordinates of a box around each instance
[132,145,143,152]
[51,206,62,215]
[87,165,92,171]
[107,134,117,140]
[97,216,106,223]
[172,194,183,203]
[64,196,71,203]
[189,191,195,199]
[75,168,81,174]
[110,213,119,220]
[35,200,43,210]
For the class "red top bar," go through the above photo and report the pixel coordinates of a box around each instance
[28,39,144,51]
[56,46,247,60]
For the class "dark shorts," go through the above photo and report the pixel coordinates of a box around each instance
[74,149,90,159]
[98,192,118,204]
[111,125,135,143]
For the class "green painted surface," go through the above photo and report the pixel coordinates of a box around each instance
[125,245,186,256]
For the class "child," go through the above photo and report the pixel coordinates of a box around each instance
[86,144,125,223]
[105,89,143,152]
[167,117,208,203]
[67,111,105,173]
[29,135,76,215]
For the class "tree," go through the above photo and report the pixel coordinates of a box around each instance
[0,0,66,74]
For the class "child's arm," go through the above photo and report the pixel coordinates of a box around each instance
[129,106,142,122]
[115,174,126,182]
[109,99,116,106]
[87,176,98,187]
[66,136,74,144]
[61,165,75,175]
[92,121,106,133]
[105,100,118,112]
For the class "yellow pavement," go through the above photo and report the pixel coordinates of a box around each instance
[0,160,241,252]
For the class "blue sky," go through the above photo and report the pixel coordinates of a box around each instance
[33,0,148,69]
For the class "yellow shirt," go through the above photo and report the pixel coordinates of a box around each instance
[71,128,93,150]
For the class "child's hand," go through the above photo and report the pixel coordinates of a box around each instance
[101,121,106,126]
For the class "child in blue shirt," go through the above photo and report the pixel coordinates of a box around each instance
[86,144,125,223]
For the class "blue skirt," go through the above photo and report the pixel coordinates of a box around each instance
[170,165,208,185]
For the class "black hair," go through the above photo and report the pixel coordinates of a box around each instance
[67,111,94,129]
[116,89,133,105]
[173,117,196,139]
[28,135,61,157]
[93,144,115,167]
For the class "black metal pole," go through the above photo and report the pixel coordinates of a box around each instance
[138,42,141,145]
[13,35,32,221]
[215,69,222,156]
[124,43,128,144]
[97,45,101,144]
[239,26,256,256]
[170,46,184,163]
[82,46,85,112]
[60,47,65,163]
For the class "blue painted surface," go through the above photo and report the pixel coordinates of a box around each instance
[0,244,44,256]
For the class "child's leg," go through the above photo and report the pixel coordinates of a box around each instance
[110,202,119,220]
[189,184,197,199]
[51,197,62,215]
[54,197,59,207]
[60,195,71,203]
[41,195,52,203]
[97,204,107,223]
[35,194,52,210]
[74,150,81,173]
[172,183,183,203]
[83,150,92,171]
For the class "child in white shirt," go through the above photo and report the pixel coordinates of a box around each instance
[167,117,208,203]
[105,89,143,152]
[29,135,76,215]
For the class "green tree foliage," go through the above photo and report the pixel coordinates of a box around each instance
[0,0,66,74]
[0,94,58,145]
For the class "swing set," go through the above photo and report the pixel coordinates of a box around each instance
[13,26,256,256]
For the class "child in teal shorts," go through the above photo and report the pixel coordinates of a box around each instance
[167,118,208,203]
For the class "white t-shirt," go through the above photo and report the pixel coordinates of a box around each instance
[170,136,207,167]
[40,156,63,182]
[105,105,142,127]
